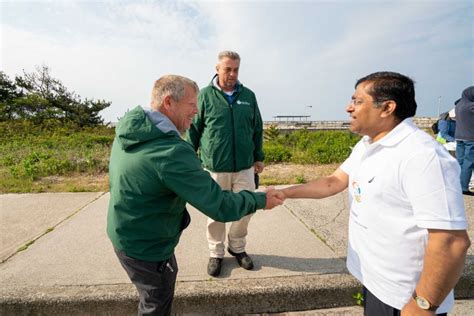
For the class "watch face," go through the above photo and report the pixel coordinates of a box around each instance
[416,297,430,310]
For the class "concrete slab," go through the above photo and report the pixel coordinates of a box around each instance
[0,191,472,315]
[283,190,350,258]
[0,192,345,287]
[176,204,346,281]
[0,192,104,262]
[0,193,128,286]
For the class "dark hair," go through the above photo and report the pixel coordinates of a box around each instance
[355,71,417,120]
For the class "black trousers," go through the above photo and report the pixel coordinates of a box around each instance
[363,287,447,316]
[115,249,178,316]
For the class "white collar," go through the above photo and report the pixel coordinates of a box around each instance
[363,118,417,149]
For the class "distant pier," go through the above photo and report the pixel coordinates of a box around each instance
[264,116,437,131]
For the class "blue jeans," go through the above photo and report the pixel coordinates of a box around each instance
[456,140,474,191]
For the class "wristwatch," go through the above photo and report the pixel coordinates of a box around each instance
[412,291,439,311]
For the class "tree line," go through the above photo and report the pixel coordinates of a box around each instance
[0,65,111,127]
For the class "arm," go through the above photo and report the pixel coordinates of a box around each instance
[400,148,470,315]
[281,168,348,199]
[253,97,265,165]
[401,229,470,316]
[161,143,280,222]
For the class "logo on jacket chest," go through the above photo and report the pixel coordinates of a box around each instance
[236,100,251,105]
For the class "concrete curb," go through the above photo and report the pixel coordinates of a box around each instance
[1,272,472,315]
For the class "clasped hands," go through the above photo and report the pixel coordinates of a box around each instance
[264,186,286,209]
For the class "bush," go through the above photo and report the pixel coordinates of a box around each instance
[0,120,114,184]
[264,130,360,164]
[263,144,292,163]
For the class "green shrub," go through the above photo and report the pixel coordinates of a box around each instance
[0,120,114,189]
[264,130,360,164]
[263,144,292,163]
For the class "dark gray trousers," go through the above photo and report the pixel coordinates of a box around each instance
[115,249,178,316]
[363,287,447,316]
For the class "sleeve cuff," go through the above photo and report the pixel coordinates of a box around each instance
[416,220,468,230]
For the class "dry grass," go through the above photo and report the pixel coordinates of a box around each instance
[5,164,337,193]
[4,173,110,193]
[260,163,339,185]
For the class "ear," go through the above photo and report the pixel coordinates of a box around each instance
[380,100,397,118]
[162,95,173,111]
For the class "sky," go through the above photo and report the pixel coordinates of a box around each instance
[1,0,473,123]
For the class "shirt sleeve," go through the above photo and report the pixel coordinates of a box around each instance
[253,97,265,162]
[159,142,266,221]
[402,147,467,230]
[340,139,363,175]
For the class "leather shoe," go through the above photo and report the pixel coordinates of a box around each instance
[207,258,223,276]
[463,191,474,196]
[227,248,254,270]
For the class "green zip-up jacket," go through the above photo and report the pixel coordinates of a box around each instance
[185,76,264,172]
[107,106,266,262]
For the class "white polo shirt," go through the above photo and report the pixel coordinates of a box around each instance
[340,118,467,312]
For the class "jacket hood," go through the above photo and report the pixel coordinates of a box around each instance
[461,86,474,102]
[116,106,178,150]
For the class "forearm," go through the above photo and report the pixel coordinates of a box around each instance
[282,174,346,199]
[415,230,470,306]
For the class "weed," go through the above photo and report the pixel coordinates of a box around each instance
[352,291,364,306]
[17,240,35,252]
[295,175,306,184]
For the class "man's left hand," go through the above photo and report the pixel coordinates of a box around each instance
[401,299,435,316]
[254,161,264,174]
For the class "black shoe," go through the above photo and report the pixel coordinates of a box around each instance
[227,248,254,270]
[463,191,474,196]
[207,258,223,276]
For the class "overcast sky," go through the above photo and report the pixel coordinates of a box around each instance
[1,0,473,122]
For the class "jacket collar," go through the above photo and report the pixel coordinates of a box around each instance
[211,74,241,94]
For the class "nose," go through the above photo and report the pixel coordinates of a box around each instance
[346,102,354,113]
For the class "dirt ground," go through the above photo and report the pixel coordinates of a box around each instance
[29,164,338,192]
[260,163,339,185]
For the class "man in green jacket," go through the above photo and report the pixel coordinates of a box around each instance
[186,51,265,277]
[107,74,282,316]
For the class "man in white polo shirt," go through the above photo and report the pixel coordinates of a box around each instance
[278,72,470,315]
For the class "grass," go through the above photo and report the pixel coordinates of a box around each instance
[0,120,113,193]
[0,120,354,193]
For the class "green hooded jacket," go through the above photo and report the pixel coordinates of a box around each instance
[107,106,266,262]
[185,76,264,172]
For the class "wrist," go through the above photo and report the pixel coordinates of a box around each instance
[412,290,439,313]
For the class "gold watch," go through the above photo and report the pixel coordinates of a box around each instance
[412,291,439,312]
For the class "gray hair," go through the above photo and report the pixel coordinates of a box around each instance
[218,50,240,61]
[151,74,199,109]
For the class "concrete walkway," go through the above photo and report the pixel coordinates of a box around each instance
[0,191,472,315]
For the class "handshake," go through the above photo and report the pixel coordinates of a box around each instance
[264,187,286,209]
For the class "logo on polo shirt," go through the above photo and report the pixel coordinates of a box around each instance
[236,100,251,105]
[352,181,362,203]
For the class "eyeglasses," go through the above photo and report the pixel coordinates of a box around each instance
[349,99,364,106]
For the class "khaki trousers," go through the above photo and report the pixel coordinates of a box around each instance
[206,167,255,258]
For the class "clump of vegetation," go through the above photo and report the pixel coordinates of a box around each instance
[0,120,114,192]
[264,129,360,164]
